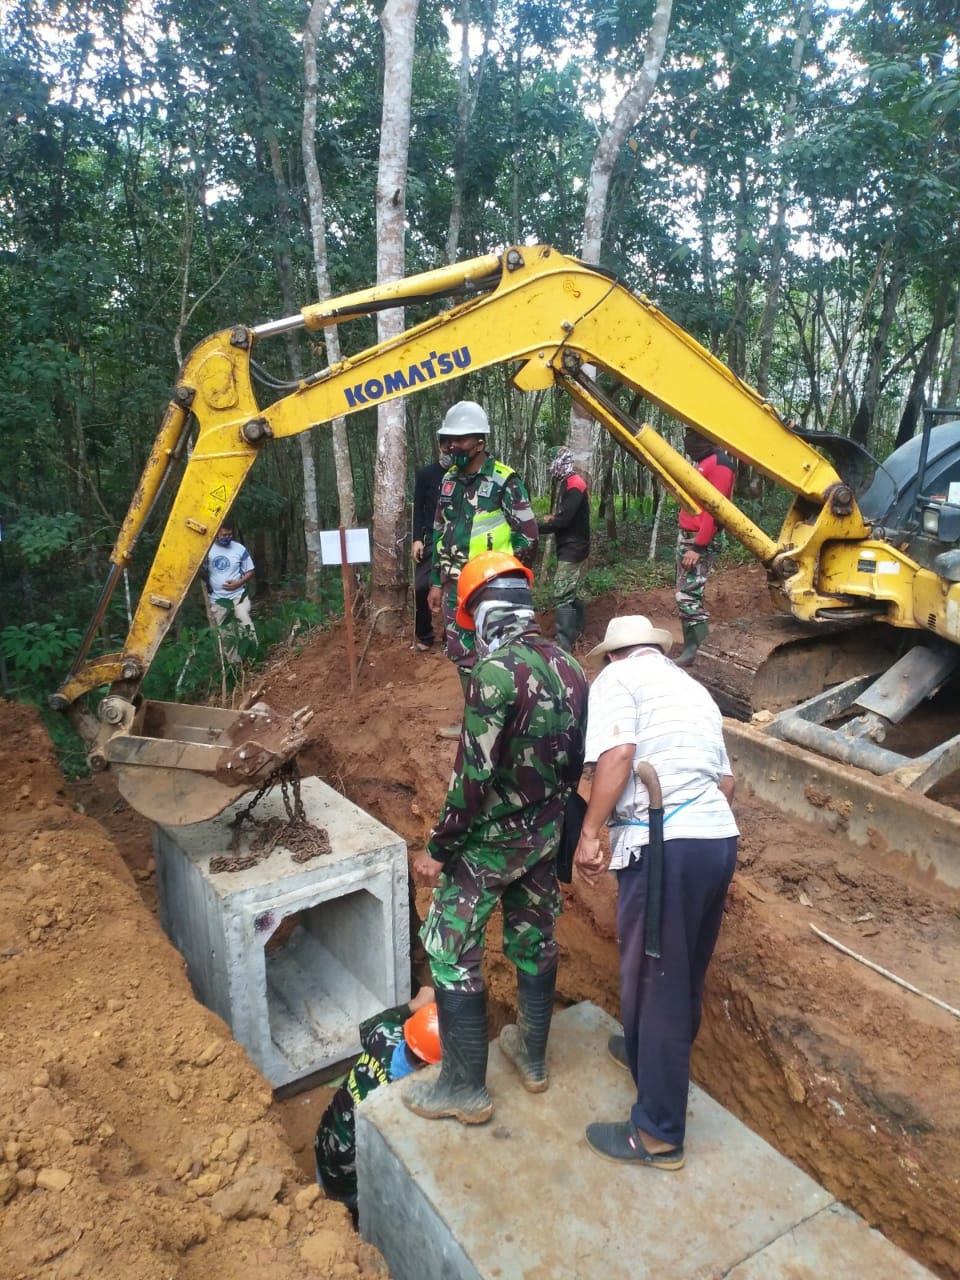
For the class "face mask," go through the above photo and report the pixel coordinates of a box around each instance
[216,534,232,546]
[450,446,478,468]
[438,451,453,468]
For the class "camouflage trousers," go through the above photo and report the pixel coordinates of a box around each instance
[549,559,586,652]
[420,839,562,991]
[548,558,587,609]
[675,529,716,625]
[210,594,257,664]
[440,579,477,671]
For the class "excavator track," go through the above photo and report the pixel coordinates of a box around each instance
[690,616,908,721]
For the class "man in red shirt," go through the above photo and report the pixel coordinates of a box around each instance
[676,430,736,667]
[538,447,590,652]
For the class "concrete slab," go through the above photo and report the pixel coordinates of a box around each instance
[727,1201,935,1279]
[356,1001,933,1280]
[154,775,409,1088]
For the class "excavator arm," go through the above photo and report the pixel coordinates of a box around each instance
[54,244,960,822]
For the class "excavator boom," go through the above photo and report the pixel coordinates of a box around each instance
[54,245,960,834]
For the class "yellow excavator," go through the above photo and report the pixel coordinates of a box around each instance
[53,245,960,859]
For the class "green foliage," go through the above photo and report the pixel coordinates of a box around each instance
[581,556,673,600]
[256,594,338,652]
[0,620,82,683]
[0,618,88,779]
[140,624,229,704]
[7,513,82,566]
[2,0,959,723]
[139,589,342,705]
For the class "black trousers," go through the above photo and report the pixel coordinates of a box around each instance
[616,834,737,1147]
[414,555,434,647]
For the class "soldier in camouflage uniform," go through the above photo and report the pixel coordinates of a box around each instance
[405,551,588,1126]
[427,401,538,676]
[675,429,736,666]
[314,990,439,1213]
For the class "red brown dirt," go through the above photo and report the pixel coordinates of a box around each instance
[2,563,958,1278]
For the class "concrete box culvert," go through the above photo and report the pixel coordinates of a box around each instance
[153,775,410,1088]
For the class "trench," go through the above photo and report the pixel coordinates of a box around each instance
[260,762,960,1280]
[55,557,960,1278]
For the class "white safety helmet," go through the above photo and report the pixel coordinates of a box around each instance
[437,400,490,437]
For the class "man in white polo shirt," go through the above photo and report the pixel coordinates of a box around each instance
[574,614,738,1170]
[205,522,257,662]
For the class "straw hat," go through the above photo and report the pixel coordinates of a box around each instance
[585,615,673,661]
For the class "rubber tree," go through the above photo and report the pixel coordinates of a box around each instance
[303,0,357,543]
[567,0,673,481]
[370,0,419,635]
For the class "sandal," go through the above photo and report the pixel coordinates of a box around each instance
[415,641,433,652]
[585,1120,684,1169]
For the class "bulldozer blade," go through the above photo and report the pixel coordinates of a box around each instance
[725,720,960,892]
[101,699,313,825]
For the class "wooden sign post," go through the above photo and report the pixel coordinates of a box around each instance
[320,527,371,694]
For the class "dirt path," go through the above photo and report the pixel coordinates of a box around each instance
[2,564,958,1278]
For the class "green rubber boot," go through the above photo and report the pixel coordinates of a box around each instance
[498,965,557,1093]
[675,620,708,668]
[403,988,493,1125]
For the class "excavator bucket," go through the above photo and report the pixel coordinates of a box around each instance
[101,700,314,826]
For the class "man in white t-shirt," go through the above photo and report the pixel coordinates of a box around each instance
[205,523,257,661]
[574,614,738,1170]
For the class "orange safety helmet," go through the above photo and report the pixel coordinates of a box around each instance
[455,550,534,630]
[403,1002,441,1065]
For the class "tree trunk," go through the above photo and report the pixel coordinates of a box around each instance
[248,0,321,599]
[940,288,960,409]
[849,255,907,446]
[895,278,952,447]
[445,1,495,263]
[568,0,673,481]
[304,0,357,542]
[371,0,419,636]
[756,0,811,398]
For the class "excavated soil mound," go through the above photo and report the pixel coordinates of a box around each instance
[3,563,959,1278]
[0,702,387,1280]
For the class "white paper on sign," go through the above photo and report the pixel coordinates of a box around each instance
[319,527,371,565]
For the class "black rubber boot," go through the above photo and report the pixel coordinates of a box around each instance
[675,619,708,668]
[498,965,557,1093]
[573,597,585,641]
[403,987,493,1124]
[554,604,578,653]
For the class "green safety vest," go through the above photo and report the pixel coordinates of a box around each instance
[438,460,517,575]
[468,462,515,559]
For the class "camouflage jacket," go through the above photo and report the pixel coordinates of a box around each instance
[314,1004,410,1200]
[427,626,588,866]
[430,455,539,586]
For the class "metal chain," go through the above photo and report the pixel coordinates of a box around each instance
[210,760,330,873]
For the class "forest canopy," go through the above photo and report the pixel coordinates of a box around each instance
[1,0,957,661]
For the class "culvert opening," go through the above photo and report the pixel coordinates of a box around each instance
[265,891,393,1074]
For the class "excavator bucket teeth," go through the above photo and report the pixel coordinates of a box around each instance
[102,699,314,825]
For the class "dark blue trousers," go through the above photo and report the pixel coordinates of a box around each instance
[616,834,737,1147]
